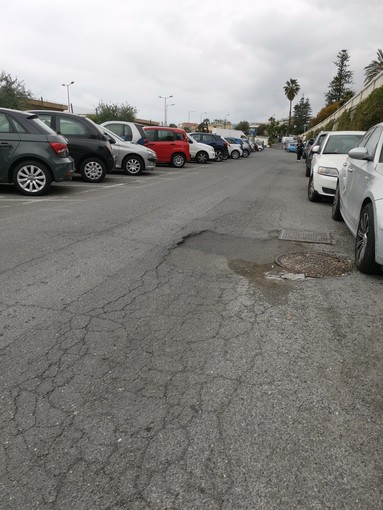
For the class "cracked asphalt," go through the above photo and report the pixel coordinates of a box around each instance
[0,150,382,509]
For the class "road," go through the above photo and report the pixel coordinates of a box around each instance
[1,149,382,509]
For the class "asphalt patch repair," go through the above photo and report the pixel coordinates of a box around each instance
[177,230,353,281]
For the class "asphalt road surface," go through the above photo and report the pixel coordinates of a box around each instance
[1,148,382,509]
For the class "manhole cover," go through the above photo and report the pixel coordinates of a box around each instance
[275,252,353,278]
[279,229,332,245]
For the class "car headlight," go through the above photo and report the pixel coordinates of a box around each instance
[317,166,338,177]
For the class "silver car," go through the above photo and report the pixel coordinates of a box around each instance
[102,127,157,175]
[332,122,383,274]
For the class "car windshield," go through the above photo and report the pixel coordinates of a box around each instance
[323,134,364,154]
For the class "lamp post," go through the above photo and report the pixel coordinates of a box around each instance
[166,103,175,125]
[159,95,173,126]
[188,110,196,123]
[62,81,74,113]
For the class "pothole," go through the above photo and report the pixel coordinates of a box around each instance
[275,252,353,278]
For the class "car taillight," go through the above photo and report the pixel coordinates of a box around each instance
[50,142,68,156]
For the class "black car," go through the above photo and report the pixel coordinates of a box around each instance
[29,111,114,183]
[189,132,229,162]
[0,108,74,196]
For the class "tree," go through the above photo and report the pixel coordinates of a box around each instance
[90,101,137,124]
[364,49,383,85]
[235,121,250,133]
[293,95,312,133]
[283,79,300,132]
[0,70,32,109]
[325,50,354,106]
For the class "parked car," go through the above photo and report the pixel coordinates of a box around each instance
[305,131,329,177]
[233,138,251,157]
[0,107,74,196]
[287,142,297,153]
[224,138,243,159]
[332,123,383,274]
[282,136,296,150]
[186,134,216,164]
[189,132,229,162]
[100,121,148,146]
[308,131,365,202]
[29,110,114,183]
[101,126,157,175]
[143,126,190,167]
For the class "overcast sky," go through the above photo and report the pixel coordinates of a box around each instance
[2,0,382,126]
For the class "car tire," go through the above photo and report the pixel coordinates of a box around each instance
[123,155,144,175]
[308,175,320,202]
[80,158,106,183]
[242,149,250,158]
[231,150,240,160]
[332,183,343,221]
[355,203,380,274]
[215,149,224,162]
[12,160,52,196]
[171,153,186,168]
[195,151,208,164]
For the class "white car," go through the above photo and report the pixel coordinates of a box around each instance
[101,121,147,145]
[332,122,383,274]
[102,127,157,175]
[186,134,216,164]
[308,131,365,202]
[223,138,243,160]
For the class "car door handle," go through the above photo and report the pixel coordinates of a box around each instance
[347,167,353,172]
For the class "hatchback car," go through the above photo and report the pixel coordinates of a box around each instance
[0,108,74,196]
[143,126,190,167]
[101,127,157,175]
[186,134,216,164]
[308,131,365,202]
[287,142,297,152]
[189,132,229,162]
[101,121,148,145]
[29,111,114,183]
[224,138,243,159]
[332,122,383,274]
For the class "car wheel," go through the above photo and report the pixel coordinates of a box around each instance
[308,175,320,202]
[123,155,144,175]
[80,158,106,183]
[171,153,186,168]
[231,150,240,160]
[215,149,224,162]
[242,149,250,158]
[13,160,52,196]
[195,151,208,164]
[355,203,380,274]
[332,183,343,221]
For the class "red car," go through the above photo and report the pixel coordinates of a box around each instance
[143,126,190,167]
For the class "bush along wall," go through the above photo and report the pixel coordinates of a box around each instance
[334,86,383,132]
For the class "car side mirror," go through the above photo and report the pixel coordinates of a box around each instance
[311,145,320,153]
[348,147,370,160]
[108,137,116,144]
[188,139,193,144]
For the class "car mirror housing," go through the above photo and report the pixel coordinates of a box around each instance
[312,145,320,153]
[348,147,370,160]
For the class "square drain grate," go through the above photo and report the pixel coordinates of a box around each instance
[279,229,332,245]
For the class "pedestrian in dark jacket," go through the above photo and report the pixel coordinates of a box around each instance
[296,139,304,162]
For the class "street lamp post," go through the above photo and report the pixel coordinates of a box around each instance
[188,110,196,123]
[166,103,175,125]
[62,81,74,113]
[159,95,173,126]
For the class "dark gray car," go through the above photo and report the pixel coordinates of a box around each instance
[0,108,74,196]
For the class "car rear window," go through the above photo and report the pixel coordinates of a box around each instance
[30,117,57,135]
[135,124,146,138]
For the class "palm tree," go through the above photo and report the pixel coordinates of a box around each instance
[283,79,300,132]
[364,49,383,85]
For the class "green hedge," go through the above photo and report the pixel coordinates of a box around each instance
[337,86,383,131]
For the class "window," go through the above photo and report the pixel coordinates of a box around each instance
[192,134,202,142]
[202,135,214,143]
[58,117,88,136]
[175,132,184,141]
[0,113,11,133]
[157,130,174,142]
[363,127,382,160]
[145,129,155,142]
[122,125,133,141]
[38,114,53,129]
[107,123,124,137]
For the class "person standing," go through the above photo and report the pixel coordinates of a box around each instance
[296,138,304,162]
